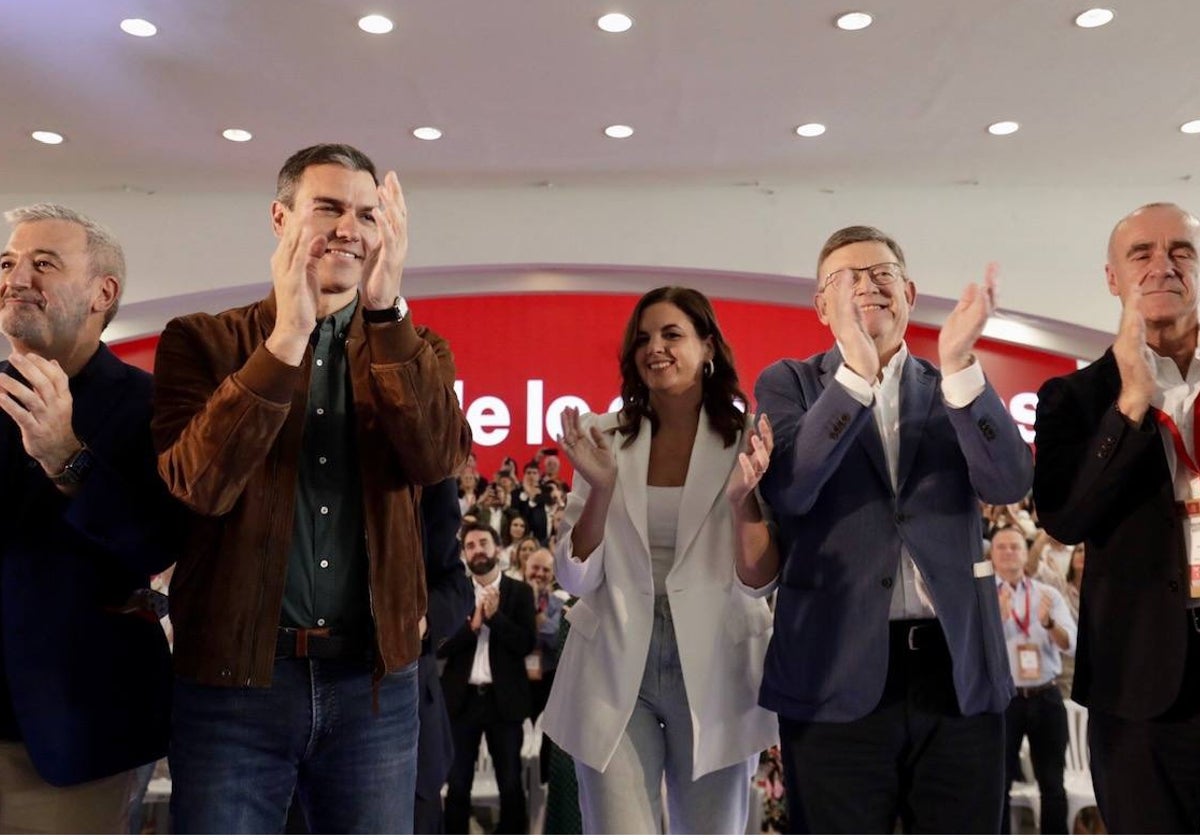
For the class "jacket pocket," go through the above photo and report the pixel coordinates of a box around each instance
[565,598,600,640]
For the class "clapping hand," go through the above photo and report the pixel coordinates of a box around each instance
[726,414,773,510]
[1112,283,1156,424]
[361,171,409,310]
[939,263,998,375]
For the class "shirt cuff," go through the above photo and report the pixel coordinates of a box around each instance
[734,571,778,599]
[834,364,874,407]
[941,358,985,408]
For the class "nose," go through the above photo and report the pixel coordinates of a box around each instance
[1148,247,1180,278]
[333,210,361,242]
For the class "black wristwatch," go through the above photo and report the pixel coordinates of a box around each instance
[361,296,409,324]
[48,445,95,486]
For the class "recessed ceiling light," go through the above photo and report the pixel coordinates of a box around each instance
[1181,120,1200,135]
[597,12,634,33]
[1074,8,1114,28]
[604,124,634,139]
[412,126,443,141]
[795,123,827,138]
[31,130,65,145]
[358,14,394,34]
[222,128,253,142]
[120,18,157,37]
[987,120,1020,136]
[835,11,873,31]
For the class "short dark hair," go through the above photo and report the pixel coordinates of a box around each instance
[462,522,501,546]
[616,286,746,448]
[816,225,907,278]
[989,524,1028,545]
[275,143,378,208]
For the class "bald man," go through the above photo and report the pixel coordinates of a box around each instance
[1034,202,1200,832]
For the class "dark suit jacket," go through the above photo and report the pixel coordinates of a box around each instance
[0,345,176,785]
[756,347,1031,722]
[439,575,536,723]
[415,477,473,801]
[1034,349,1189,720]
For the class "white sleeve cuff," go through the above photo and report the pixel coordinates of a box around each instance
[734,571,778,599]
[941,358,985,408]
[834,364,874,407]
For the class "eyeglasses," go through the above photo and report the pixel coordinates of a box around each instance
[818,261,904,293]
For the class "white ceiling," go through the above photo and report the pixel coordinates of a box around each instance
[4,0,1200,354]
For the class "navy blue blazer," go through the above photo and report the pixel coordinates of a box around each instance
[755,347,1030,722]
[415,476,473,801]
[0,345,176,785]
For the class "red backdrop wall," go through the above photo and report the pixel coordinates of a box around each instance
[114,292,1075,478]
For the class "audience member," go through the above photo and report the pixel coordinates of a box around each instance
[992,526,1076,834]
[440,523,536,834]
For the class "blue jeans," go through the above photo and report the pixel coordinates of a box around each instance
[169,658,418,833]
[574,596,753,834]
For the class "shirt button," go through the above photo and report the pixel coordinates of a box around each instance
[320,505,329,515]
[318,456,328,465]
[881,577,894,589]
[315,359,324,367]
[316,408,325,416]
[316,618,326,627]
[320,559,330,569]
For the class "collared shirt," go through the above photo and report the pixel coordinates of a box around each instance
[996,575,1077,686]
[280,298,370,636]
[1146,342,1200,608]
[834,343,986,619]
[468,570,501,685]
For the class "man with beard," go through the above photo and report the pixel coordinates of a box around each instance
[0,204,174,831]
[439,523,536,833]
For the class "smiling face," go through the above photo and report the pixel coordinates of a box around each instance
[271,163,380,311]
[816,239,916,360]
[990,528,1029,584]
[1106,203,1200,334]
[0,219,115,356]
[634,301,713,401]
[524,548,555,589]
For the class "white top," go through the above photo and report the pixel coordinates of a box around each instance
[647,485,684,595]
[468,573,500,685]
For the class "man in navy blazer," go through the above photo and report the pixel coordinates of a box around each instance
[0,205,175,831]
[745,225,1031,833]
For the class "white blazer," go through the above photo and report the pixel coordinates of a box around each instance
[542,410,778,780]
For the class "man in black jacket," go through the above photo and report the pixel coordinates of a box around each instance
[440,523,536,834]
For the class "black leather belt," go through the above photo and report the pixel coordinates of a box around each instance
[275,627,367,661]
[1014,681,1057,699]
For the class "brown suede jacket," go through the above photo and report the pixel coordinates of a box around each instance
[152,292,471,687]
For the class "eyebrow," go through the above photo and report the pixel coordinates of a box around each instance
[1126,240,1197,258]
[0,248,64,262]
[311,195,378,213]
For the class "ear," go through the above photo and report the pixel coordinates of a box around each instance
[92,275,119,319]
[903,279,917,309]
[703,335,715,362]
[270,200,287,237]
[814,291,830,326]
[1104,263,1120,297]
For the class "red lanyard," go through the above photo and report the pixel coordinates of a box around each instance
[1003,580,1033,638]
[1154,398,1200,478]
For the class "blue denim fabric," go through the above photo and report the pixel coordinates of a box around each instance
[574,596,753,834]
[169,658,418,833]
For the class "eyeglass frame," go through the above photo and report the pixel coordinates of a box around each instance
[817,261,906,294]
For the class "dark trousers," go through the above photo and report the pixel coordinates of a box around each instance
[445,685,527,834]
[1001,685,1068,833]
[778,619,1005,834]
[1088,610,1200,833]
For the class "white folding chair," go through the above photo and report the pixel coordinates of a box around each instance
[1009,735,1041,833]
[1062,699,1098,833]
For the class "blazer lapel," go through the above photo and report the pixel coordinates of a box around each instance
[615,418,652,559]
[821,347,890,490]
[896,354,936,493]
[674,409,737,564]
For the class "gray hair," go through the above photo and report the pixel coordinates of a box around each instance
[4,203,126,327]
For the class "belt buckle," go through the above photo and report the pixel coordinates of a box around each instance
[907,625,920,651]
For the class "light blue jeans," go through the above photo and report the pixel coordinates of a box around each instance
[574,596,753,833]
[169,657,418,833]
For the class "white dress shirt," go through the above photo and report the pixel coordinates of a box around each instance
[468,569,501,686]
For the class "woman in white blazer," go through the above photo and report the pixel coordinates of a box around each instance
[541,287,778,834]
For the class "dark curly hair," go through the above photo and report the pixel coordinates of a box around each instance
[615,286,746,448]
